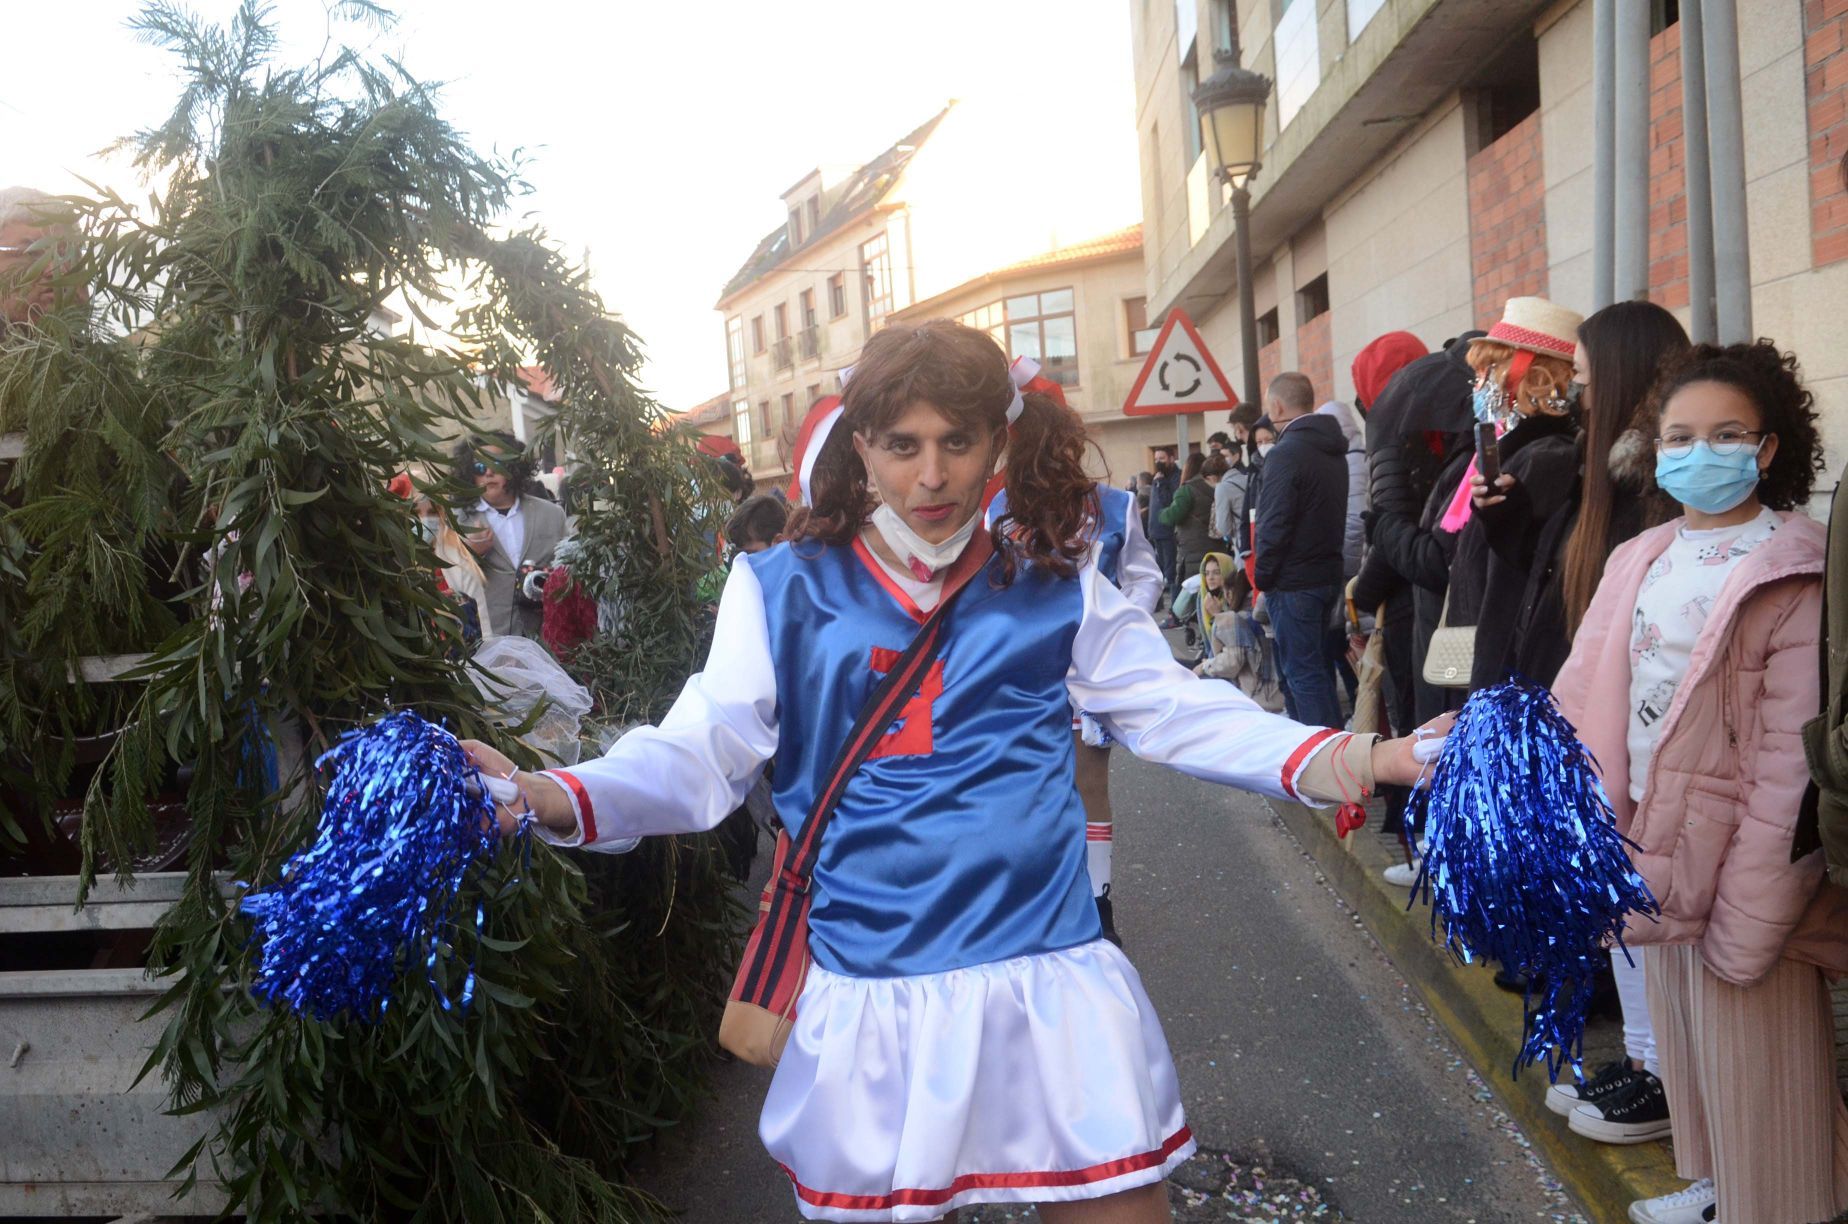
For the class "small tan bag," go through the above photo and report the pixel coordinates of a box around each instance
[719,832,808,1066]
[1421,588,1477,689]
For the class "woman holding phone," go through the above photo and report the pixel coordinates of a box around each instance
[1436,297,1583,694]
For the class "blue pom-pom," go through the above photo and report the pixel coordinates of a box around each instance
[239,710,508,1022]
[1407,679,1659,1080]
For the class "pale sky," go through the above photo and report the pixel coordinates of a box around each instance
[5,0,1138,410]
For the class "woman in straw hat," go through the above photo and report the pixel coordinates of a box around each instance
[1437,296,1584,694]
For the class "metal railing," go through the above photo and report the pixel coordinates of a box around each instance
[797,325,821,361]
[771,337,795,371]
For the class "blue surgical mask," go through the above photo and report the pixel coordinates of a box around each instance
[1471,381,1505,425]
[1654,442,1763,515]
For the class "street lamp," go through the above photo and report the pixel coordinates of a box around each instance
[1192,50,1271,411]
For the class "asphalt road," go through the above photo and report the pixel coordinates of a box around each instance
[628,749,1584,1223]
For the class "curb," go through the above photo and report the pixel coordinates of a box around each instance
[1270,798,1683,1224]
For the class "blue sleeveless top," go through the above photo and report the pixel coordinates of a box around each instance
[743,540,1098,978]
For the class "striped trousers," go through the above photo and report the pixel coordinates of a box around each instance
[1647,944,1848,1224]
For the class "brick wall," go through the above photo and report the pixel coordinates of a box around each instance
[1807,0,1848,267]
[1467,112,1549,326]
[1648,24,1691,308]
[1258,336,1283,401]
[1296,312,1332,404]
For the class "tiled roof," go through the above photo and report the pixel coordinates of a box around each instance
[991,224,1143,274]
[716,106,953,306]
[669,391,733,427]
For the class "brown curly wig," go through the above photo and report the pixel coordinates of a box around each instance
[798,320,1097,582]
[1641,340,1825,512]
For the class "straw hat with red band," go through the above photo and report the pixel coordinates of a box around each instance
[1483,296,1582,361]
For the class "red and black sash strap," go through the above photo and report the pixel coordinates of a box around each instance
[737,530,996,1008]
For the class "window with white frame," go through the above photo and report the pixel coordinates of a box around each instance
[1347,0,1386,40]
[1126,296,1159,357]
[960,289,1079,386]
[861,233,893,325]
[1173,0,1197,59]
[1274,0,1320,129]
[959,300,1005,347]
[732,398,752,446]
[1211,0,1236,56]
[726,317,746,390]
[1180,47,1203,163]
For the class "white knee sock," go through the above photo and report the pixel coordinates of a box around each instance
[1610,946,1658,1074]
[1086,821,1113,898]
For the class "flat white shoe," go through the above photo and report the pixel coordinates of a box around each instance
[1627,1178,1714,1224]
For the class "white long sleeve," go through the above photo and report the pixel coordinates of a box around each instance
[535,559,779,850]
[1116,498,1164,615]
[1066,565,1341,804]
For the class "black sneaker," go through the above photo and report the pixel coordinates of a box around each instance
[1569,1071,1672,1144]
[1546,1059,1644,1117]
[1096,893,1123,949]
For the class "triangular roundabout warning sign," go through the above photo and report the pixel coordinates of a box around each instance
[1122,308,1239,417]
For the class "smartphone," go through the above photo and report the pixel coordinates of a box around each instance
[1474,420,1500,486]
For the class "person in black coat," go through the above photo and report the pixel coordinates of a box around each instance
[1147,448,1181,599]
[1469,301,1688,687]
[1449,409,1577,689]
[1435,297,1584,694]
[1252,373,1348,728]
[1361,443,1473,726]
[1351,333,1483,733]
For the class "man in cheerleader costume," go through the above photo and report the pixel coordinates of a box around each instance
[466,320,1446,1224]
[983,361,1163,947]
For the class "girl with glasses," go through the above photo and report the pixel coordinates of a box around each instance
[1551,341,1848,1224]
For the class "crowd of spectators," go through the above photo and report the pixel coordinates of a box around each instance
[1143,290,1848,1224]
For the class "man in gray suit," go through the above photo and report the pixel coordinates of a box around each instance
[455,432,568,639]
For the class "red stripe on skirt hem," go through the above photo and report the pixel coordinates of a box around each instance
[781,1125,1193,1210]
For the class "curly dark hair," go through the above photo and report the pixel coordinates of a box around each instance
[800,319,1097,582]
[452,430,536,494]
[1642,340,1824,511]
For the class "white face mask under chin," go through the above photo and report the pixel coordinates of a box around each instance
[871,503,979,581]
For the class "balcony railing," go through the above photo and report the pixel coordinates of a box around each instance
[771,336,795,371]
[797,325,821,361]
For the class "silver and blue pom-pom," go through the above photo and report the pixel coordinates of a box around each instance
[239,710,514,1023]
[1407,679,1660,1080]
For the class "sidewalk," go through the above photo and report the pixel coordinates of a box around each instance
[1270,795,1684,1224]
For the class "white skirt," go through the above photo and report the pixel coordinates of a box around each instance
[759,938,1195,1222]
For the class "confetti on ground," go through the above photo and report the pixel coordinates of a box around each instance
[961,1147,1338,1222]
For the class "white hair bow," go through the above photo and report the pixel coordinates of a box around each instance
[1007,356,1040,425]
